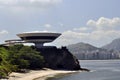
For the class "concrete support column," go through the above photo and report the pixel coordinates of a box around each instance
[35,43,44,48]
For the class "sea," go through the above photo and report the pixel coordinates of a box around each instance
[51,60,120,80]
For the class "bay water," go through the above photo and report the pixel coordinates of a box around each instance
[52,60,120,80]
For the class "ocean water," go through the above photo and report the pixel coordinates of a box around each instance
[52,60,120,80]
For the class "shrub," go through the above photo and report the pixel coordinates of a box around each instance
[0,47,14,78]
[8,45,44,70]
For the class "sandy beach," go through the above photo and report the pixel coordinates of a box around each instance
[9,68,78,80]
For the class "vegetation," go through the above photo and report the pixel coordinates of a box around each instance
[0,47,14,78]
[0,45,44,78]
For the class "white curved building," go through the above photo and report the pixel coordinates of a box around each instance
[17,32,61,48]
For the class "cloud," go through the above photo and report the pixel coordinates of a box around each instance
[53,17,120,47]
[44,24,52,28]
[87,17,120,30]
[0,30,8,36]
[0,0,63,13]
[73,27,88,32]
[0,0,62,8]
[58,22,64,27]
[53,30,90,47]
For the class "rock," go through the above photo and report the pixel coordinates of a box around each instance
[80,68,90,72]
[36,46,81,70]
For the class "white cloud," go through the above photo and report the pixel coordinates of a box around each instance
[87,17,120,31]
[87,20,96,27]
[73,27,88,32]
[53,30,90,47]
[58,22,64,27]
[54,30,120,47]
[0,0,63,13]
[0,30,8,34]
[0,30,8,36]
[0,0,62,8]
[44,24,52,28]
[53,17,120,47]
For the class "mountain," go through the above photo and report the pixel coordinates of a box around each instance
[67,42,119,60]
[67,42,101,52]
[102,38,120,51]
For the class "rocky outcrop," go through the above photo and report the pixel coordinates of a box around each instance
[36,46,81,70]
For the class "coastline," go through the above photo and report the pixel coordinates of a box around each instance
[9,68,79,80]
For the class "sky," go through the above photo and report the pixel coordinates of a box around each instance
[0,0,120,47]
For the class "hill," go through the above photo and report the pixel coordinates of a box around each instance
[102,38,120,51]
[67,42,119,60]
[67,42,100,52]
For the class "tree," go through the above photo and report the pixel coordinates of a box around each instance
[0,44,45,78]
[8,45,44,69]
[0,47,14,78]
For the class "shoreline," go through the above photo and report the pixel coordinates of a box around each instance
[34,70,79,80]
[9,68,80,80]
